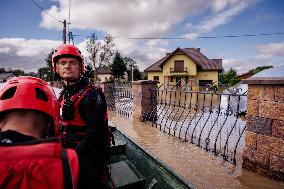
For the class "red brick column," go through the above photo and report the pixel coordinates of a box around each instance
[132,80,158,120]
[101,81,114,99]
[242,77,284,180]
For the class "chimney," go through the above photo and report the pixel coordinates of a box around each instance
[196,48,200,51]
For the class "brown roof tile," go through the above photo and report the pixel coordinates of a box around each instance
[95,66,112,74]
[144,47,223,72]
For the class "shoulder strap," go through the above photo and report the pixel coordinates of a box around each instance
[70,84,94,105]
[61,148,74,189]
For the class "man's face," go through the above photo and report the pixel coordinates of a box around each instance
[56,57,80,81]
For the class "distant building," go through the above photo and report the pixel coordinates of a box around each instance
[144,47,223,87]
[95,66,129,82]
[95,66,112,82]
[0,72,14,82]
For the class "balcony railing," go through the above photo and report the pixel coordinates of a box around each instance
[170,67,188,73]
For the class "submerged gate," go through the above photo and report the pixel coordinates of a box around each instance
[105,82,133,118]
[104,81,247,164]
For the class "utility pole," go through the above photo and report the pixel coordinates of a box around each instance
[63,20,67,44]
[131,63,134,82]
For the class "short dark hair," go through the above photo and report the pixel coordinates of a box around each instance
[0,109,54,137]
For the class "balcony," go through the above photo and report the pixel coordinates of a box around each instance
[169,67,188,76]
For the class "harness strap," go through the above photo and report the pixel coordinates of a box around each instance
[59,125,87,133]
[61,148,74,189]
[70,85,93,105]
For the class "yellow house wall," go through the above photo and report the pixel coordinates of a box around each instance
[196,71,219,83]
[162,55,197,76]
[147,72,164,83]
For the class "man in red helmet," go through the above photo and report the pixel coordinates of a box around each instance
[52,44,113,186]
[0,76,107,189]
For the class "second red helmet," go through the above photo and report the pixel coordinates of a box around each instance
[52,44,84,74]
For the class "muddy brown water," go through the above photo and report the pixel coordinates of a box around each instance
[109,111,284,189]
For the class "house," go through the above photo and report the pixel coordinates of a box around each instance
[0,72,14,82]
[95,66,129,82]
[235,72,254,80]
[95,66,112,82]
[144,47,223,87]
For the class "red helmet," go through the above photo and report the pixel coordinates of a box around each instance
[0,76,60,136]
[52,44,84,74]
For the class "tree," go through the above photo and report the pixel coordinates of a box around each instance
[43,49,61,81]
[11,69,25,76]
[124,56,142,81]
[132,66,142,81]
[124,57,135,81]
[38,67,51,81]
[110,51,127,79]
[249,65,273,74]
[219,68,238,86]
[84,64,94,80]
[86,33,115,81]
[0,67,5,74]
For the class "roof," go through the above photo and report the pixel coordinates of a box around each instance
[235,72,254,80]
[144,55,170,72]
[95,66,112,74]
[144,47,223,72]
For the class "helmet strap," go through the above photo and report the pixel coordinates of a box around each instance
[46,119,55,138]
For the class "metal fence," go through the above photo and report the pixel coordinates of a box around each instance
[105,82,133,118]
[106,81,248,164]
[142,82,247,164]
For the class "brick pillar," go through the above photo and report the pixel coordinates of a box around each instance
[101,81,114,99]
[132,80,158,120]
[242,77,284,180]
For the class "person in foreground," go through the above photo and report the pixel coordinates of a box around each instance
[52,44,113,186]
[0,76,109,189]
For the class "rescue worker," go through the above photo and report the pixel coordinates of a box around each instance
[52,44,113,186]
[0,76,103,189]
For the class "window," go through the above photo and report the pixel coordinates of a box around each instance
[185,76,188,83]
[170,76,173,82]
[176,77,181,84]
[174,60,184,72]
[153,76,159,81]
[199,80,212,86]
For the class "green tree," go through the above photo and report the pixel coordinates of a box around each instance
[11,69,25,76]
[86,33,115,81]
[124,57,136,81]
[44,49,61,81]
[0,67,5,74]
[123,56,142,81]
[110,51,127,79]
[84,64,94,80]
[249,65,273,74]
[219,68,238,86]
[133,66,142,81]
[38,67,51,81]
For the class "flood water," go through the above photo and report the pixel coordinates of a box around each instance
[109,110,284,189]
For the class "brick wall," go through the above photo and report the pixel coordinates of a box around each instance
[132,80,157,120]
[243,78,284,180]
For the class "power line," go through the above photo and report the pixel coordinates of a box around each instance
[71,32,284,41]
[28,0,62,23]
[112,32,284,40]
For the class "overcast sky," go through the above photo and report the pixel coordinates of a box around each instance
[0,0,283,74]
